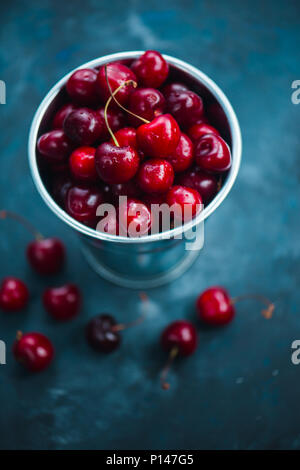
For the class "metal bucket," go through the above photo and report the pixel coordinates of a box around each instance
[28,51,242,289]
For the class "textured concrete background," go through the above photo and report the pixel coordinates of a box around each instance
[0,0,300,450]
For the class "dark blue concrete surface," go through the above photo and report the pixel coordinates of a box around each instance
[0,0,300,450]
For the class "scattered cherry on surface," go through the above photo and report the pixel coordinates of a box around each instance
[131,50,169,88]
[66,68,98,106]
[13,331,54,372]
[195,134,232,172]
[0,277,29,312]
[138,158,174,194]
[69,146,98,182]
[160,320,198,390]
[43,283,81,321]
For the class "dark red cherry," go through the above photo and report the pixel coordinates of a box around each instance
[136,114,180,158]
[160,320,198,389]
[95,142,139,184]
[166,133,194,173]
[195,134,231,172]
[96,107,125,141]
[63,108,102,146]
[166,185,202,222]
[52,172,73,206]
[127,88,165,127]
[27,237,65,275]
[110,180,141,202]
[86,314,121,353]
[138,159,174,194]
[52,103,78,129]
[13,332,54,372]
[166,90,204,128]
[0,277,29,312]
[143,192,167,208]
[97,63,136,105]
[196,286,235,326]
[43,283,81,321]
[119,198,152,237]
[66,68,98,106]
[188,123,220,142]
[163,82,189,99]
[37,130,73,164]
[69,146,98,182]
[131,50,169,88]
[177,167,219,205]
[110,127,137,149]
[66,185,104,227]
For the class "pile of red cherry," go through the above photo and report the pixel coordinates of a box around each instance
[37,50,232,234]
[0,208,274,387]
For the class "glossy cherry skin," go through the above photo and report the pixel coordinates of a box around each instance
[166,90,204,128]
[96,107,125,141]
[161,320,197,356]
[136,114,180,159]
[52,103,78,129]
[69,146,98,182]
[52,173,73,206]
[163,82,189,99]
[166,133,194,173]
[196,286,235,326]
[138,158,174,194]
[177,167,219,205]
[95,142,139,184]
[188,123,220,142]
[166,185,202,222]
[97,63,136,105]
[195,134,231,172]
[63,108,102,146]
[119,198,152,237]
[0,277,29,312]
[86,314,121,353]
[13,332,54,372]
[27,238,65,275]
[128,88,165,127]
[37,130,73,164]
[66,185,104,227]
[110,127,137,149]
[66,68,98,106]
[43,284,81,321]
[131,50,169,88]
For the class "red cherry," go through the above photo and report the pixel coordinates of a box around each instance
[119,198,152,237]
[143,192,167,208]
[27,238,65,275]
[52,103,78,129]
[136,114,180,158]
[110,127,137,149]
[177,167,219,205]
[97,63,136,105]
[196,286,235,326]
[110,180,141,202]
[66,68,98,106]
[43,284,81,321]
[52,172,73,206]
[0,277,29,312]
[166,89,204,128]
[166,133,194,173]
[69,146,98,182]
[96,107,125,141]
[95,142,139,184]
[63,108,102,146]
[66,185,104,227]
[166,185,202,222]
[195,134,231,172]
[188,123,220,142]
[138,158,174,194]
[13,332,54,372]
[160,320,198,389]
[131,50,169,88]
[163,82,189,99]
[127,88,165,127]
[86,315,121,352]
[37,130,73,164]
